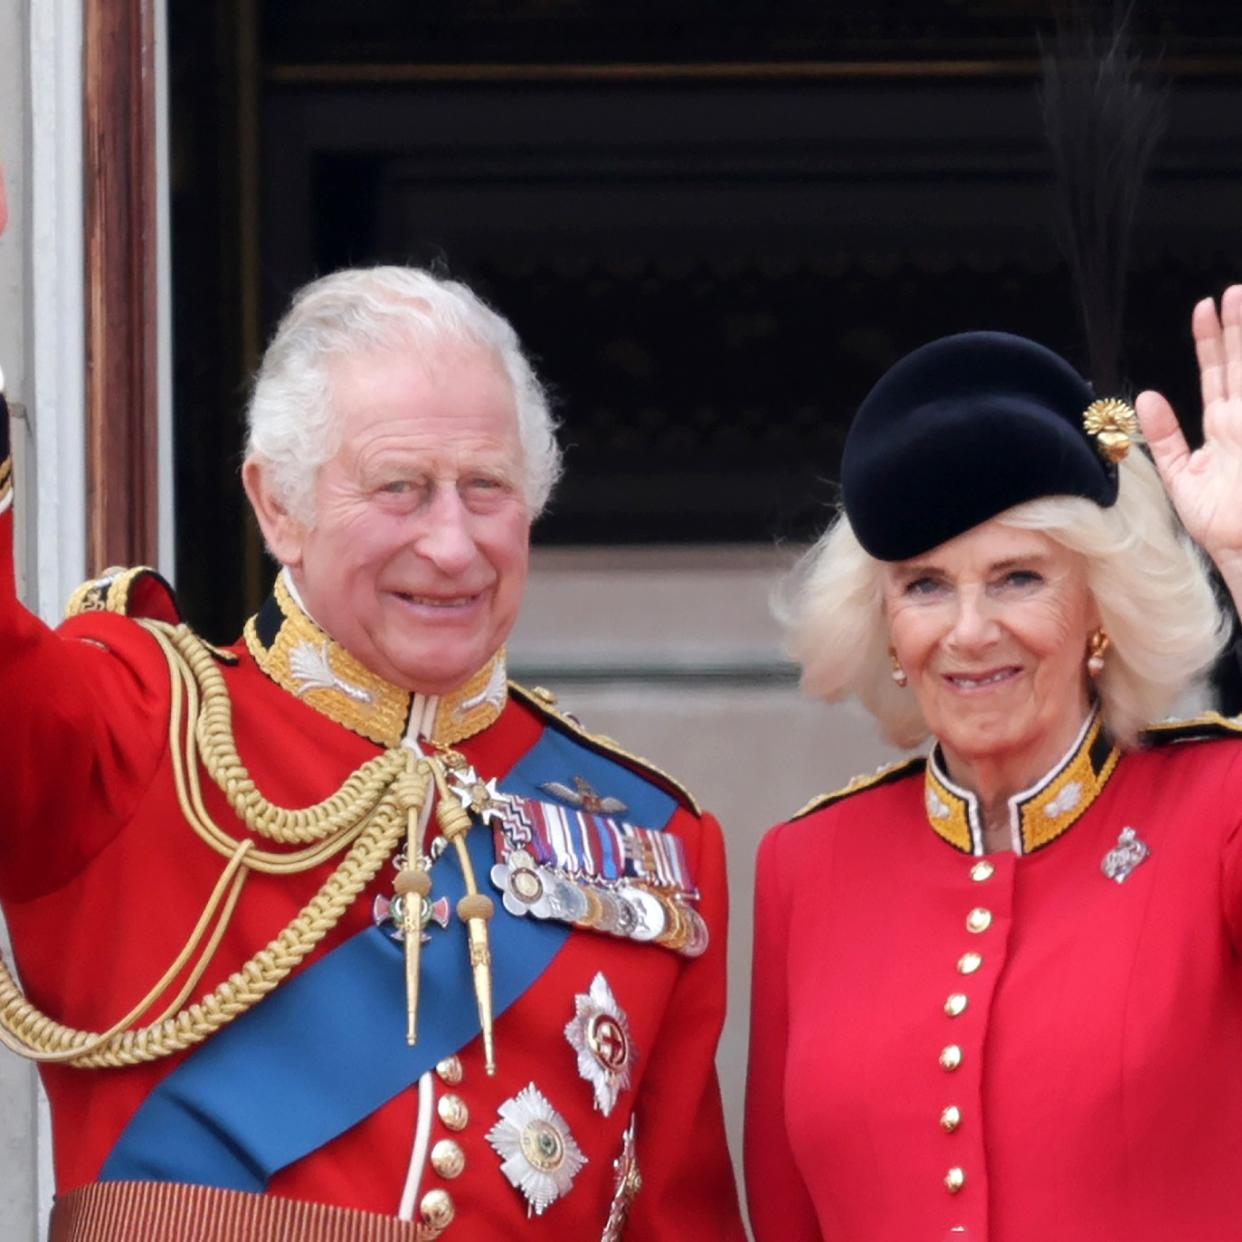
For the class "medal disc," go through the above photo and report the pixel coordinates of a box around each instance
[656,897,690,951]
[681,906,711,957]
[594,890,623,934]
[622,888,666,942]
[548,877,590,923]
[612,894,638,937]
[509,866,545,904]
[577,886,605,927]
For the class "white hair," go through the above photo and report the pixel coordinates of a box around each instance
[244,266,561,523]
[780,450,1231,750]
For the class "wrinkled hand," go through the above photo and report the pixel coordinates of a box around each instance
[1136,286,1242,579]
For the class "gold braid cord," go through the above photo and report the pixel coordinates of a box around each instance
[0,620,424,1068]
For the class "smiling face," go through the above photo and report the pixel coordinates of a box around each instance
[881,520,1099,787]
[246,342,531,695]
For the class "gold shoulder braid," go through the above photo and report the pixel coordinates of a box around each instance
[790,756,926,821]
[1142,710,1242,745]
[508,682,701,814]
[0,620,428,1068]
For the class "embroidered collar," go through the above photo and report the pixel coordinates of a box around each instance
[923,711,1121,856]
[243,571,508,749]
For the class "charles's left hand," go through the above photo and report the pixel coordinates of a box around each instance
[1136,285,1242,584]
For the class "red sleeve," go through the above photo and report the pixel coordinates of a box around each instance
[1218,746,1242,948]
[0,402,171,900]
[627,809,747,1240]
[745,822,822,1242]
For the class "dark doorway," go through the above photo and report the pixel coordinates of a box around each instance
[169,0,1242,713]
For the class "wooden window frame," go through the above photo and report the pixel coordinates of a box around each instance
[83,0,160,571]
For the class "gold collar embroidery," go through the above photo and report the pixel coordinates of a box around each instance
[243,573,508,749]
[923,712,1121,856]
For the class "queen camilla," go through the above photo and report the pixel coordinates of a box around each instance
[745,288,1242,1242]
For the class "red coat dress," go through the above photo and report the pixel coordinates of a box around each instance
[0,400,745,1239]
[746,711,1242,1242]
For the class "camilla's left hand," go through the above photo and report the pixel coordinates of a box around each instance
[1136,285,1242,585]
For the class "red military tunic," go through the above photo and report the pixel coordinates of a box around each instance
[746,711,1242,1242]
[0,407,744,1238]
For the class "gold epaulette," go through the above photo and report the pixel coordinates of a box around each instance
[64,567,236,663]
[65,565,180,622]
[790,755,926,821]
[1140,711,1242,747]
[508,681,702,815]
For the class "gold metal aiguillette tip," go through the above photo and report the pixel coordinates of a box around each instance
[397,866,431,1046]
[396,751,432,1047]
[457,891,496,1074]
[426,755,500,1072]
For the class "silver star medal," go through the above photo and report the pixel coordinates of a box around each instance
[486,1083,587,1216]
[1101,826,1150,884]
[448,765,508,825]
[564,973,638,1116]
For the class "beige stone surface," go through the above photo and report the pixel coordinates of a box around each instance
[511,544,907,1227]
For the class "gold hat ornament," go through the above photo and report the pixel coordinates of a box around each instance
[1082,397,1140,463]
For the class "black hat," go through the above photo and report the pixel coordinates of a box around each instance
[841,331,1135,561]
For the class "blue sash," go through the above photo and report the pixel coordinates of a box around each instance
[101,720,676,1188]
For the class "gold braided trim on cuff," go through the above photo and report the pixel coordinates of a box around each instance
[49,1181,437,1242]
[0,455,11,509]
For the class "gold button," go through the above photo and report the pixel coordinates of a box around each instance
[430,1138,465,1179]
[435,1055,463,1086]
[940,1105,962,1132]
[939,1044,962,1071]
[437,1093,469,1131]
[970,860,995,882]
[966,907,993,933]
[957,951,983,975]
[945,993,968,1017]
[945,1167,966,1194]
[419,1188,455,1230]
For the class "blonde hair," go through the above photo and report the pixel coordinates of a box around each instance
[780,451,1231,749]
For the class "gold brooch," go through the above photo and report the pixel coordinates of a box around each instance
[1082,398,1140,463]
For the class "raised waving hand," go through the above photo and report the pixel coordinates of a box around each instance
[1136,285,1242,597]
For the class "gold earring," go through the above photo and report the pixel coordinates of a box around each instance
[1086,628,1110,677]
[889,649,908,688]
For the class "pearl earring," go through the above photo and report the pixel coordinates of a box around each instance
[890,649,908,688]
[1086,628,1110,677]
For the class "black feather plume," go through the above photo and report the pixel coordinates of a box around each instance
[1039,5,1167,395]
